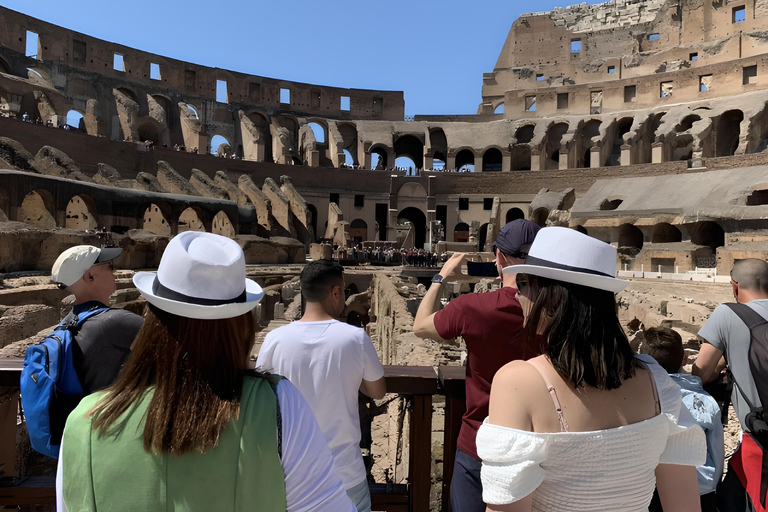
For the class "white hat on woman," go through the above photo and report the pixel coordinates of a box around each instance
[133,231,263,320]
[502,226,629,293]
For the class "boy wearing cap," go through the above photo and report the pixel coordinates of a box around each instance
[413,219,541,512]
[51,245,143,394]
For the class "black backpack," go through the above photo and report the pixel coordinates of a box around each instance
[724,303,768,505]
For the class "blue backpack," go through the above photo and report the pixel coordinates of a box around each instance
[20,306,109,458]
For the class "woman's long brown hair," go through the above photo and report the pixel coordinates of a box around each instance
[90,304,255,455]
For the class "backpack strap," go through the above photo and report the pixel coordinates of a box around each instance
[266,373,285,460]
[723,303,766,413]
[62,305,110,332]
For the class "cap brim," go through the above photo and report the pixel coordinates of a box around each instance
[502,264,629,293]
[133,272,264,320]
[96,247,123,263]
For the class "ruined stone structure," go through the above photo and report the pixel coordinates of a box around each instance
[2,0,768,273]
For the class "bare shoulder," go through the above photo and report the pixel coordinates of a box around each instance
[489,357,550,430]
[494,357,547,389]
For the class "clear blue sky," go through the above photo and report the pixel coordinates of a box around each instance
[5,0,598,116]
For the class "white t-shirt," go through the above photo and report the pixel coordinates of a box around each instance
[256,319,385,489]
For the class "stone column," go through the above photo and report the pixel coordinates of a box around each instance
[590,146,601,168]
[502,148,512,172]
[423,150,433,171]
[620,144,632,166]
[446,152,456,171]
[530,149,541,171]
[558,148,569,170]
[308,149,320,167]
[652,142,664,163]
[474,153,483,173]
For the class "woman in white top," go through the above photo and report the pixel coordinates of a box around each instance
[477,227,706,512]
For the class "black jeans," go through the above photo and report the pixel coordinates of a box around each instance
[450,448,485,512]
[648,488,717,512]
[716,465,755,512]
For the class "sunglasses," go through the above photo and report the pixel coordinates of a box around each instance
[94,261,115,271]
[493,246,528,260]
[515,275,530,291]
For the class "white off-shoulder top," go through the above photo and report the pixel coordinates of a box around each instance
[477,354,706,511]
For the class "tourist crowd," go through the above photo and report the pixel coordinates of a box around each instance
[26,218,768,511]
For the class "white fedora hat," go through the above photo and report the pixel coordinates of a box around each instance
[133,231,263,320]
[502,226,629,293]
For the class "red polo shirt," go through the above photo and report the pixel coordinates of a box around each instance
[434,286,537,460]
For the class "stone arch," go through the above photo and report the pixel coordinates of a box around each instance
[65,194,98,231]
[20,189,56,229]
[306,203,318,238]
[211,134,231,156]
[482,147,503,172]
[455,149,475,172]
[397,207,427,248]
[454,222,469,242]
[638,112,666,164]
[544,122,569,170]
[212,211,236,238]
[691,221,724,250]
[515,124,535,144]
[506,207,525,223]
[651,223,682,244]
[19,91,41,121]
[618,223,643,251]
[715,110,744,157]
[429,128,448,166]
[350,218,367,244]
[66,109,85,131]
[607,117,634,166]
[394,135,424,169]
[149,94,173,130]
[578,119,601,168]
[178,206,205,233]
[338,122,359,164]
[244,111,273,163]
[0,55,11,75]
[142,202,171,236]
[397,181,428,199]
[494,103,504,114]
[370,144,389,170]
[532,208,549,227]
[308,120,328,144]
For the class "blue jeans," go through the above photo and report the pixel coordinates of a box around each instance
[450,448,485,512]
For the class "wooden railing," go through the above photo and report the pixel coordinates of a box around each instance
[0,359,468,512]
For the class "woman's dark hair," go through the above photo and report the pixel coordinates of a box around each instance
[523,275,637,389]
[89,304,256,455]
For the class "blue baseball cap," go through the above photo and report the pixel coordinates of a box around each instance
[493,219,541,256]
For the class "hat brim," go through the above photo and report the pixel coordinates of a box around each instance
[502,264,629,293]
[96,247,123,263]
[133,272,264,320]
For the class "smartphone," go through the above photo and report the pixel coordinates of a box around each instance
[466,261,499,277]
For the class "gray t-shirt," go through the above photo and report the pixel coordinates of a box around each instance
[697,299,768,430]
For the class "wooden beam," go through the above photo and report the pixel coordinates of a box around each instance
[408,395,432,512]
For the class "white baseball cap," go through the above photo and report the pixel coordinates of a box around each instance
[51,245,123,287]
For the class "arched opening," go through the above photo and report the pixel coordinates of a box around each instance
[533,208,549,227]
[599,198,623,211]
[618,223,643,251]
[455,149,475,172]
[494,103,505,114]
[675,114,701,133]
[20,190,56,229]
[579,119,601,168]
[394,135,424,170]
[0,58,11,75]
[66,110,85,131]
[395,156,417,174]
[429,128,448,170]
[607,118,633,166]
[306,204,318,240]
[308,122,326,144]
[691,221,725,250]
[651,223,682,243]
[212,211,236,238]
[350,218,368,244]
[185,104,199,120]
[210,134,231,156]
[19,91,41,122]
[515,125,535,144]
[454,222,470,242]
[142,203,171,236]
[478,222,489,251]
[65,194,97,231]
[370,146,388,170]
[511,146,531,171]
[544,123,569,170]
[178,207,205,233]
[482,148,503,172]
[506,208,525,223]
[397,207,427,248]
[137,121,161,145]
[715,110,744,157]
[343,149,354,167]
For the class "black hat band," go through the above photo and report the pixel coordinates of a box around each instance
[152,277,247,306]
[523,255,613,278]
